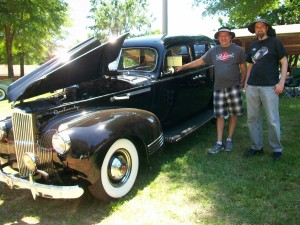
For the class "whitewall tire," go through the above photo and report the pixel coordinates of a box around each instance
[89,138,139,200]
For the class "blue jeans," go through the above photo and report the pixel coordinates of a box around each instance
[246,85,283,152]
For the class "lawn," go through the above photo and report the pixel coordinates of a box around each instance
[0,96,299,225]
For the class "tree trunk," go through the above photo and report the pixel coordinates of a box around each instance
[4,24,14,80]
[20,52,25,77]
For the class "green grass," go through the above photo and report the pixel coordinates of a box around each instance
[0,96,300,225]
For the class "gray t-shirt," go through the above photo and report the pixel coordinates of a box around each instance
[202,44,246,90]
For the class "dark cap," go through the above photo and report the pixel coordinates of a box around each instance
[214,27,235,39]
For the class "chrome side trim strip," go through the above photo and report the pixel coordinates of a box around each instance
[147,133,164,156]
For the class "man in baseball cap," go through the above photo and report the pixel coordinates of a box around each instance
[214,26,236,39]
[244,18,287,160]
[176,27,247,154]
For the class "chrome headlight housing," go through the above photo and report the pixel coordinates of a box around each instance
[23,152,39,173]
[0,121,7,140]
[52,132,71,154]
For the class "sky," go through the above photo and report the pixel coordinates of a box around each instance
[59,0,221,51]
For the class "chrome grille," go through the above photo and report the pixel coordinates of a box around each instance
[37,129,56,173]
[12,111,37,177]
[12,111,54,177]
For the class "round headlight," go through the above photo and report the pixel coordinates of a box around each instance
[23,152,39,173]
[58,123,69,132]
[0,122,7,140]
[52,132,71,154]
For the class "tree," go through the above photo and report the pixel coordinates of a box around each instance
[0,0,68,79]
[89,0,154,42]
[192,0,299,28]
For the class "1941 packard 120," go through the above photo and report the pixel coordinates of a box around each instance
[0,33,216,201]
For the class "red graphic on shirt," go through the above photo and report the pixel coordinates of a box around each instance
[216,52,234,62]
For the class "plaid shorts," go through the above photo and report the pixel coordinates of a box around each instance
[213,85,243,118]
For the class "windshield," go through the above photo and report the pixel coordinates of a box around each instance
[109,47,157,72]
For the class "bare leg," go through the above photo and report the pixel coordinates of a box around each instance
[217,117,225,142]
[228,115,237,139]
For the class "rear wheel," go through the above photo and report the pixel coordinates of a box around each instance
[89,138,139,201]
[0,88,6,101]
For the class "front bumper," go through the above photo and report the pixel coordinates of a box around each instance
[0,157,84,199]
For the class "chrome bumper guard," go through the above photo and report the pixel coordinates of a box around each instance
[0,158,84,200]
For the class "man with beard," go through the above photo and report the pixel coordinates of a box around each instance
[244,18,288,160]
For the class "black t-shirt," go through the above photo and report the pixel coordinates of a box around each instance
[246,37,287,86]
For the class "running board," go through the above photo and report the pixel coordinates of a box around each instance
[164,110,214,143]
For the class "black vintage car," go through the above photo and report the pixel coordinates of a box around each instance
[0,33,215,201]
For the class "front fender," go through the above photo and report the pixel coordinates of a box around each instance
[54,108,162,158]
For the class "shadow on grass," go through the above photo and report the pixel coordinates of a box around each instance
[0,131,197,225]
[0,99,300,224]
[0,126,209,225]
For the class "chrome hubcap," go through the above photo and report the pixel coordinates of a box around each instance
[108,149,131,187]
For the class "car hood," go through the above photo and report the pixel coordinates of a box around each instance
[8,33,128,102]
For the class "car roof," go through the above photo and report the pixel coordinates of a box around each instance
[123,34,214,49]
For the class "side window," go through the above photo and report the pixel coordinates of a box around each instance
[194,44,206,59]
[194,43,214,59]
[163,45,192,73]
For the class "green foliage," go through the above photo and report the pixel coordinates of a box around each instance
[13,0,70,63]
[0,0,69,70]
[89,0,154,42]
[0,41,5,63]
[192,0,300,28]
[261,1,300,26]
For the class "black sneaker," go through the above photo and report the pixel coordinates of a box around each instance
[244,148,264,157]
[273,152,282,160]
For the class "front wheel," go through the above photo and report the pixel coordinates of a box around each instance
[89,138,139,201]
[0,88,6,101]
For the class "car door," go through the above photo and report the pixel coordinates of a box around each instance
[154,42,214,128]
